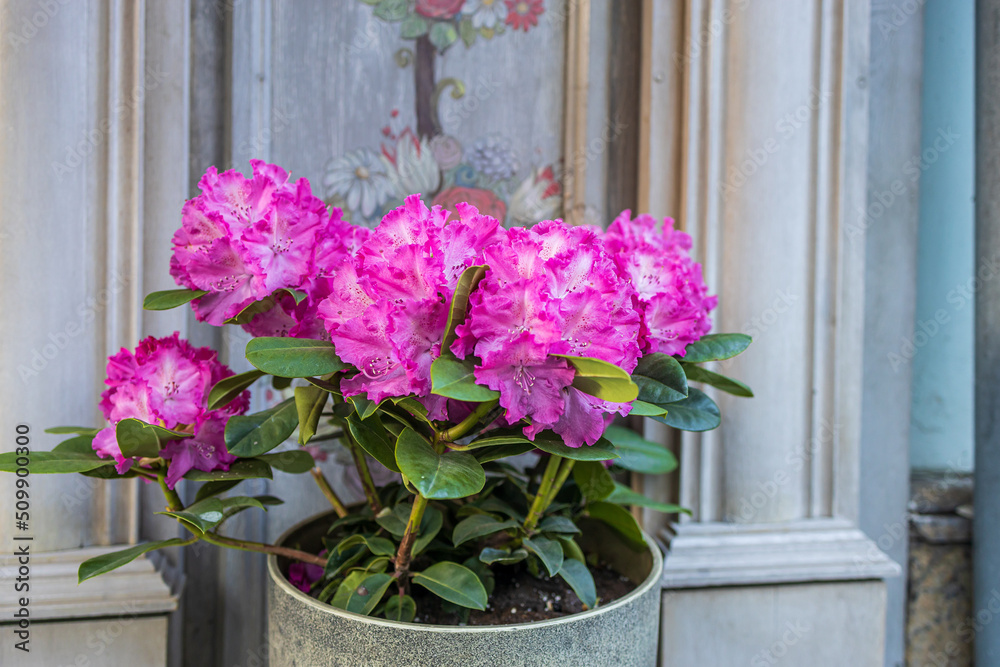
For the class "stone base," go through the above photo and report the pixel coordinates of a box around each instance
[659,580,887,666]
[0,616,169,666]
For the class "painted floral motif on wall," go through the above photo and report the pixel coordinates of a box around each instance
[323,0,561,227]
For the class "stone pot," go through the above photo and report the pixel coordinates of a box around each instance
[267,510,664,667]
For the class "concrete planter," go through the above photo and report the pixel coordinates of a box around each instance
[267,510,664,667]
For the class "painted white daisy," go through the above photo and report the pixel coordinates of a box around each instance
[463,0,508,29]
[323,148,395,219]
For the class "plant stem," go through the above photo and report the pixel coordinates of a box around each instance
[439,400,498,443]
[310,467,348,518]
[202,533,326,567]
[393,493,428,578]
[523,454,563,533]
[347,436,382,514]
[157,470,184,512]
[542,458,576,509]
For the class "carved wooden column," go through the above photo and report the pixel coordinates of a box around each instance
[639,1,899,664]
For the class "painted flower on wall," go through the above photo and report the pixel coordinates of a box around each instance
[463,0,507,29]
[505,0,544,32]
[382,129,442,197]
[429,134,463,170]
[323,148,395,220]
[508,165,561,226]
[415,0,466,20]
[433,185,506,222]
[466,135,520,181]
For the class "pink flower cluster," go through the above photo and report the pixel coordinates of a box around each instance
[453,221,641,446]
[603,212,716,357]
[318,195,505,416]
[171,160,361,336]
[92,333,249,488]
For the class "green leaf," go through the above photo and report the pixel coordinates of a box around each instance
[632,353,688,404]
[156,497,225,533]
[531,432,619,462]
[245,337,349,378]
[184,458,273,481]
[194,479,240,503]
[51,434,98,455]
[539,515,580,534]
[629,400,668,417]
[602,425,677,474]
[680,333,752,363]
[256,450,315,474]
[295,385,328,445]
[79,539,190,582]
[650,388,721,432]
[452,514,519,546]
[324,544,366,579]
[473,443,535,463]
[459,16,476,46]
[586,501,647,551]
[272,375,294,390]
[572,461,615,500]
[384,594,416,622]
[605,482,690,514]
[225,398,298,457]
[412,561,488,611]
[142,288,207,311]
[358,535,397,557]
[442,265,486,350]
[558,558,597,609]
[462,557,496,596]
[395,428,485,499]
[553,355,639,403]
[430,354,500,401]
[45,426,99,435]
[375,504,410,537]
[681,363,754,397]
[558,536,586,563]
[116,418,192,458]
[399,13,428,38]
[373,0,408,21]
[479,547,528,565]
[332,570,368,609]
[429,21,459,52]
[413,506,443,556]
[208,370,263,411]
[0,450,113,474]
[348,394,382,420]
[468,433,533,448]
[347,414,400,473]
[524,536,563,576]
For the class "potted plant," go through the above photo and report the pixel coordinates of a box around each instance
[1,161,751,666]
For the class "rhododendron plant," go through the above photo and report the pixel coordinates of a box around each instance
[2,160,753,626]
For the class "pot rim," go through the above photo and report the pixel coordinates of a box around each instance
[267,509,664,634]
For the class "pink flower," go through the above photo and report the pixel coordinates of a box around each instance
[288,560,325,593]
[171,161,357,329]
[603,211,716,356]
[505,0,543,31]
[415,0,466,19]
[94,333,249,487]
[432,186,507,224]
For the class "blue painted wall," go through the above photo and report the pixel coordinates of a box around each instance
[909,0,975,472]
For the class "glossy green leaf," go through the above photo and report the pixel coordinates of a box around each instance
[473,442,535,463]
[193,479,240,503]
[558,558,597,609]
[384,594,416,622]
[413,506,443,557]
[305,375,342,396]
[0,450,113,474]
[538,515,580,534]
[558,536,587,563]
[531,432,619,462]
[681,363,754,397]
[348,394,382,420]
[256,450,315,474]
[156,497,225,533]
[586,501,647,551]
[632,353,688,404]
[605,482,690,514]
[324,544,366,579]
[45,426,99,435]
[245,337,349,378]
[331,570,369,609]
[295,385,328,445]
[183,458,273,482]
[347,414,400,473]
[442,265,486,350]
[572,461,615,501]
[650,388,721,432]
[628,400,668,417]
[479,547,528,565]
[375,504,410,537]
[395,428,485,499]
[524,536,563,576]
[680,333,752,363]
[553,354,639,403]
[225,398,298,457]
[79,539,191,582]
[116,418,192,458]
[412,561,488,611]
[359,535,397,557]
[51,434,98,455]
[602,425,677,474]
[430,354,499,401]
[468,433,533,448]
[142,288,206,311]
[208,370,263,411]
[452,514,519,546]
